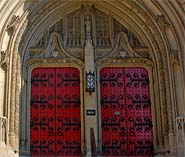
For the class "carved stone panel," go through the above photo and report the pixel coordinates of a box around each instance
[30,5,147,63]
[66,9,82,48]
[94,9,112,48]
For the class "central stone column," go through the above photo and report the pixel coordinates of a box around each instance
[84,15,98,155]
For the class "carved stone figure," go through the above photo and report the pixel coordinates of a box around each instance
[85,15,91,39]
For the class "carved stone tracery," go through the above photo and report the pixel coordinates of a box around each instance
[31,5,146,64]
[94,9,112,48]
[66,9,82,48]
[96,32,150,62]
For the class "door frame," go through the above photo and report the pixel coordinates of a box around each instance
[96,60,156,153]
[26,61,85,155]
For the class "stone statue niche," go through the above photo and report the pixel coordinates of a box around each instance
[85,15,92,40]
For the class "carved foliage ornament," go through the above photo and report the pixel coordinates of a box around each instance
[0,50,9,68]
[7,15,20,35]
[170,50,180,65]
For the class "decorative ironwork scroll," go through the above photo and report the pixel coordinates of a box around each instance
[100,67,153,156]
[30,67,81,156]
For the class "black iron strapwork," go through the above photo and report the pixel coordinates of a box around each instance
[86,70,95,94]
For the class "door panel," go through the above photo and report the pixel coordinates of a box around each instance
[100,67,127,156]
[124,68,153,156]
[55,68,81,156]
[100,67,153,156]
[30,67,81,157]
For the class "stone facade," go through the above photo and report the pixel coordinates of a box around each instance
[0,0,184,156]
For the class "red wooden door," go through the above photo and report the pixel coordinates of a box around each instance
[100,67,153,156]
[30,67,81,157]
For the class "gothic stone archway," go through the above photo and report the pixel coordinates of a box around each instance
[1,1,184,156]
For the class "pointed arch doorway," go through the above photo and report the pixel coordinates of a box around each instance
[22,3,157,156]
